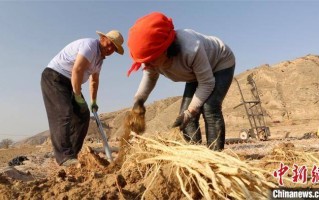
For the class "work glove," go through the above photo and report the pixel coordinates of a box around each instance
[172,109,193,130]
[74,94,88,113]
[90,100,99,113]
[132,99,146,115]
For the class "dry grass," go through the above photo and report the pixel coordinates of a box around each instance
[122,130,276,200]
[249,142,319,188]
[265,143,319,164]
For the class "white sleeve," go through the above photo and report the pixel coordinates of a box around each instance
[78,41,97,63]
[134,68,160,103]
[188,42,215,111]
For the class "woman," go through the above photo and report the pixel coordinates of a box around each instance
[127,12,235,151]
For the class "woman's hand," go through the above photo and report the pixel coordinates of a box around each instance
[172,110,193,130]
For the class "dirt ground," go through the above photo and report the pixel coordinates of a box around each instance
[0,120,318,200]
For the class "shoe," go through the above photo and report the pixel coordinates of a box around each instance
[61,158,79,167]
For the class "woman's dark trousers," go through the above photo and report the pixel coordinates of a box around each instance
[179,66,235,151]
[41,68,90,165]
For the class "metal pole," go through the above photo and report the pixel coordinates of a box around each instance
[93,111,113,162]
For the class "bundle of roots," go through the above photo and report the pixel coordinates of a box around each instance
[117,103,146,164]
[122,103,146,142]
[122,134,276,200]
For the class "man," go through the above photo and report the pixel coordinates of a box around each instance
[41,30,124,166]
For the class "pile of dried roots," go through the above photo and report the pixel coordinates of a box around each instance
[121,133,276,200]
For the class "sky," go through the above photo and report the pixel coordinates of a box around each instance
[0,1,318,141]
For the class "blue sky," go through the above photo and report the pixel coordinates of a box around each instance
[0,1,318,141]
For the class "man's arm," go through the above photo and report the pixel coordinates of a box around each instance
[71,54,90,95]
[90,72,99,102]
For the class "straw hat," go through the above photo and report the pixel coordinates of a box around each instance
[96,30,124,55]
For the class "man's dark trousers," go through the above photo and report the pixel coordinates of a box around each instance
[41,68,90,165]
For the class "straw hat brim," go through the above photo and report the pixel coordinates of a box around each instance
[96,31,124,55]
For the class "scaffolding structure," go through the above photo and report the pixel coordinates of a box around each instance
[233,76,271,140]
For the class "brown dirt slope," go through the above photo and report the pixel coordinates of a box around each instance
[223,54,319,138]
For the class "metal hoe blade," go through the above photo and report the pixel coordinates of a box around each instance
[93,111,113,162]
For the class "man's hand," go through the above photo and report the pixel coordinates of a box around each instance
[90,100,99,113]
[74,94,88,113]
[172,110,193,130]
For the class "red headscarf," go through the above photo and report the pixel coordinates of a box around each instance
[127,12,176,77]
